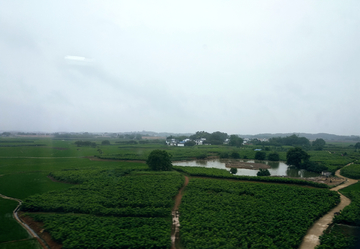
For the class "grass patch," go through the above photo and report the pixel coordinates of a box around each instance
[0,198,29,243]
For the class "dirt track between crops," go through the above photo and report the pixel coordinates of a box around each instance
[299,163,358,249]
[172,176,189,249]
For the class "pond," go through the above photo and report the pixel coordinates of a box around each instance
[173,159,320,177]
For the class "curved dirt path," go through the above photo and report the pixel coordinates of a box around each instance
[299,164,358,249]
[171,176,189,249]
[0,194,48,249]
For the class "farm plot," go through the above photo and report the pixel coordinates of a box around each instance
[21,169,184,248]
[179,178,340,249]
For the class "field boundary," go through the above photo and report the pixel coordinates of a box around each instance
[0,193,49,249]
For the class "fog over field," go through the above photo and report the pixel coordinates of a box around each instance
[1,1,359,135]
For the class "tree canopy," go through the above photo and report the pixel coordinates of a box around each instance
[228,135,244,147]
[255,151,266,160]
[257,169,271,176]
[312,138,326,150]
[286,147,310,167]
[146,150,173,171]
[267,152,280,161]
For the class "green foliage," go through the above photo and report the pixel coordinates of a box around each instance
[355,142,360,150]
[101,140,110,145]
[254,151,266,160]
[0,199,30,243]
[179,178,340,249]
[196,154,207,159]
[267,152,280,161]
[340,164,360,179]
[312,138,326,150]
[230,168,237,174]
[299,161,328,173]
[22,172,184,217]
[257,168,271,176]
[228,135,243,147]
[317,225,357,249]
[27,214,171,249]
[0,238,43,249]
[146,150,172,171]
[230,151,240,159]
[219,152,229,158]
[184,140,196,146]
[286,147,310,167]
[269,134,310,147]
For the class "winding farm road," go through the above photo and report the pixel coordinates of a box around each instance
[0,194,47,248]
[299,164,358,249]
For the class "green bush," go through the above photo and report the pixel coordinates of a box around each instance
[255,151,266,160]
[267,152,279,161]
[257,168,271,176]
[230,152,240,159]
[146,150,172,171]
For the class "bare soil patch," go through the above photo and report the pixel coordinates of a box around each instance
[225,161,270,170]
[19,212,62,249]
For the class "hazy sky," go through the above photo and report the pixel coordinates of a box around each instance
[1,1,359,135]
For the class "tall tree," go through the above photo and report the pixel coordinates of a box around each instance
[228,135,244,147]
[312,138,326,150]
[146,150,173,171]
[286,147,310,167]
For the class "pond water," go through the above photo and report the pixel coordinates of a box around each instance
[173,159,320,178]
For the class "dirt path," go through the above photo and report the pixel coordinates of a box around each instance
[299,163,358,249]
[171,176,189,249]
[0,194,48,249]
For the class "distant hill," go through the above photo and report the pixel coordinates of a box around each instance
[238,133,360,142]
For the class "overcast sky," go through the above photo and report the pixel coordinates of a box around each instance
[1,0,359,135]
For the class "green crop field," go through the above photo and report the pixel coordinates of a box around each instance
[1,138,360,248]
[179,178,339,248]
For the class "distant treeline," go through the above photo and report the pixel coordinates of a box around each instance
[252,134,311,147]
[115,139,164,145]
[0,140,34,143]
[118,133,142,140]
[55,133,95,139]
[0,144,46,147]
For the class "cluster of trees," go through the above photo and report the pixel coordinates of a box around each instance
[189,131,229,145]
[286,147,327,173]
[146,150,173,171]
[257,169,271,176]
[252,135,327,150]
[268,134,310,147]
[74,140,97,147]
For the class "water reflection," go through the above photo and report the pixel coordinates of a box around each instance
[173,159,319,178]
